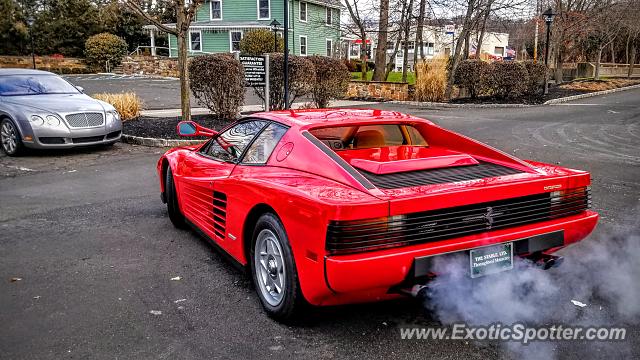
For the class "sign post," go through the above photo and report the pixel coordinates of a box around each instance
[239,55,269,111]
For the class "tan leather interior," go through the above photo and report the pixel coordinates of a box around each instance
[355,130,385,148]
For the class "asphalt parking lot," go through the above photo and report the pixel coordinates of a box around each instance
[63,74,265,109]
[1,89,639,359]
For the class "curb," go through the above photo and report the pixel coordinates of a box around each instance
[121,134,205,147]
[387,100,534,109]
[544,84,640,105]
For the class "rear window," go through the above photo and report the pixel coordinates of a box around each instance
[309,124,427,150]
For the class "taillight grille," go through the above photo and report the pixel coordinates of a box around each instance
[326,187,591,255]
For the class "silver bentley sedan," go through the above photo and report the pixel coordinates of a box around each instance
[0,69,122,156]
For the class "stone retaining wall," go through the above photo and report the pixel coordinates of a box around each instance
[121,56,179,78]
[346,81,409,101]
[0,55,88,74]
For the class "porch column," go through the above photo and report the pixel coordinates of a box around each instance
[150,29,156,56]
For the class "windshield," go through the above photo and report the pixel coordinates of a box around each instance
[0,75,80,96]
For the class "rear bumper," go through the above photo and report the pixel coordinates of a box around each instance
[320,210,598,304]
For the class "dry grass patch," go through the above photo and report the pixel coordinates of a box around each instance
[414,56,448,102]
[560,79,640,92]
[93,92,143,121]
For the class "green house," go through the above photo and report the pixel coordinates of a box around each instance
[149,0,342,57]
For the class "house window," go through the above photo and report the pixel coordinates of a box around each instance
[494,46,504,56]
[230,31,242,52]
[299,2,307,22]
[350,43,360,58]
[325,7,332,25]
[189,31,202,51]
[300,36,307,56]
[326,39,333,57]
[210,0,222,20]
[425,42,434,55]
[258,0,270,20]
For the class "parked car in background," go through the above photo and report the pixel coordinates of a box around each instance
[0,69,122,156]
[157,109,598,321]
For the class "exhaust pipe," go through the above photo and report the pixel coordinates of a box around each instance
[531,253,564,270]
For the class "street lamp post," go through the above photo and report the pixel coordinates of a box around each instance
[542,8,556,95]
[27,17,35,69]
[269,19,281,52]
[283,0,289,109]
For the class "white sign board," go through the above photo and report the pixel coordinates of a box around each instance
[445,24,455,34]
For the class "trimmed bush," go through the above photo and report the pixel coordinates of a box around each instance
[486,62,529,99]
[308,56,350,108]
[84,33,128,72]
[189,54,245,119]
[414,56,448,102]
[454,60,491,99]
[239,29,284,55]
[254,53,315,110]
[93,92,142,121]
[523,61,547,96]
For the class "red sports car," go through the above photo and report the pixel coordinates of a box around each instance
[157,109,597,320]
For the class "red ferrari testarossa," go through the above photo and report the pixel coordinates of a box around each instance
[157,109,597,320]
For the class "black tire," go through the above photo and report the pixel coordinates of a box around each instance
[1,118,25,156]
[165,167,186,229]
[250,213,306,321]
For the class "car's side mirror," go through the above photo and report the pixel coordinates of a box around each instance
[176,121,217,137]
[76,86,84,93]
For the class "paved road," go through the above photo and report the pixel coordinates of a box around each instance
[63,74,265,110]
[1,89,639,359]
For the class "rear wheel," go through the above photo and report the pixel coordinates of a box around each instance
[250,213,306,321]
[1,118,24,156]
[165,167,186,229]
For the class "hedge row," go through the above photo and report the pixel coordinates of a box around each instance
[454,60,547,99]
[189,54,350,118]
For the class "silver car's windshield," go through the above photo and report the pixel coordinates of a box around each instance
[0,75,80,96]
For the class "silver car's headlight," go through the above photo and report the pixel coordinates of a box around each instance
[106,111,120,123]
[45,115,61,126]
[30,115,44,126]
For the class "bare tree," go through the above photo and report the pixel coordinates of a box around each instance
[124,0,203,120]
[414,0,428,71]
[401,0,415,82]
[373,0,391,80]
[344,0,371,80]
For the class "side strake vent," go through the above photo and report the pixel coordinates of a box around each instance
[327,187,591,255]
[359,161,524,189]
[212,191,227,241]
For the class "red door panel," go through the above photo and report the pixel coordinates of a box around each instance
[178,152,235,247]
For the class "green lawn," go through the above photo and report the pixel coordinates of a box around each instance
[351,71,416,85]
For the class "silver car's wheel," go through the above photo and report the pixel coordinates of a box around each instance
[1,119,23,156]
[254,229,286,307]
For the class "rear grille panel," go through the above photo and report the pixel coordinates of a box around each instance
[327,187,591,255]
[65,113,104,128]
[360,161,524,189]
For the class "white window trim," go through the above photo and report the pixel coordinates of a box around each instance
[299,2,307,23]
[189,30,202,52]
[229,30,243,52]
[325,7,332,26]
[325,38,333,57]
[210,0,222,21]
[299,35,307,56]
[257,0,270,20]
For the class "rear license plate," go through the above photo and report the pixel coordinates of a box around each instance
[469,242,513,278]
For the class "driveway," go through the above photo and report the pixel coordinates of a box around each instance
[63,74,265,110]
[1,89,639,359]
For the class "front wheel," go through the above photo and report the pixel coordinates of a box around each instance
[251,213,306,321]
[165,167,186,229]
[1,118,24,156]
